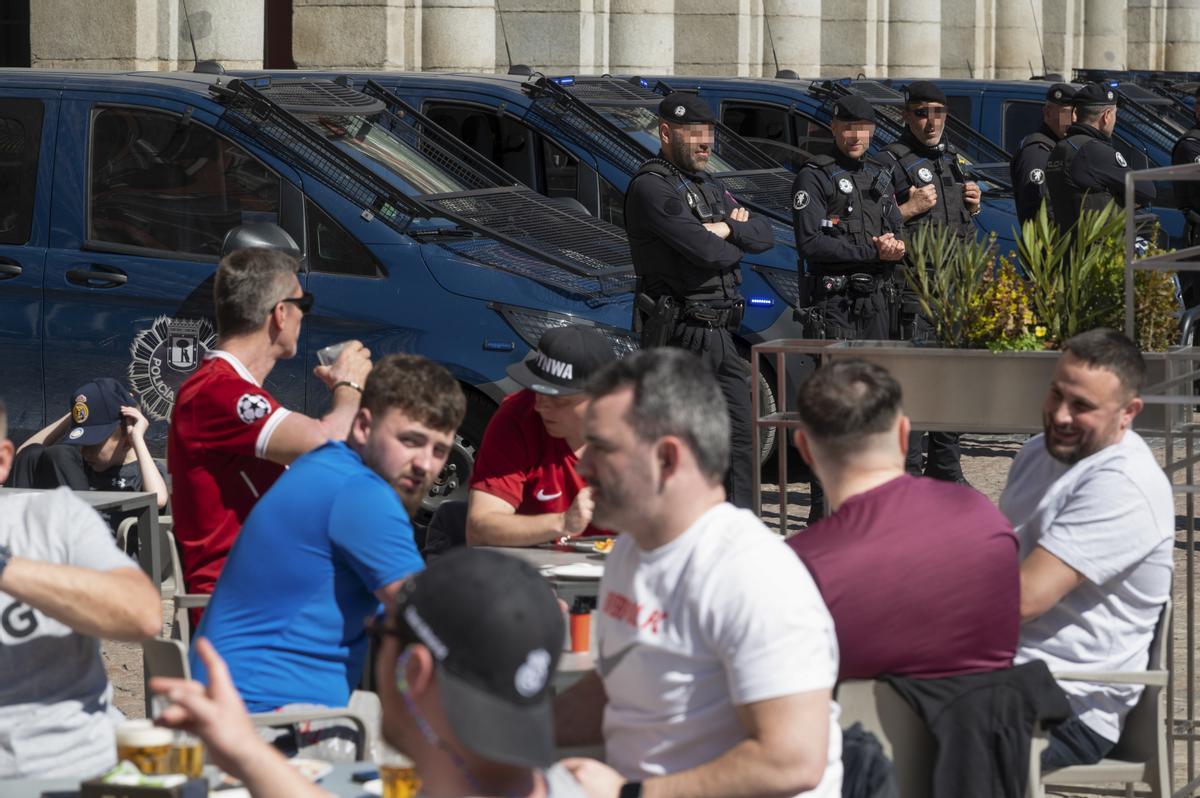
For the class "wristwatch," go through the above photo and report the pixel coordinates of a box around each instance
[619,782,642,798]
[0,543,12,581]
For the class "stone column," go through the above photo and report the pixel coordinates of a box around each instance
[32,0,161,70]
[424,0,495,71]
[1042,0,1080,76]
[1128,0,1167,69]
[762,0,820,78]
[675,0,752,76]
[177,0,265,71]
[610,0,673,74]
[941,0,988,78]
[1166,0,1200,70]
[994,0,1045,79]
[886,0,941,77]
[495,0,598,74]
[821,0,882,77]
[294,0,421,70]
[1082,0,1126,68]
[594,0,611,70]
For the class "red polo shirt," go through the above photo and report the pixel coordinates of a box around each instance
[168,351,289,597]
[469,389,609,537]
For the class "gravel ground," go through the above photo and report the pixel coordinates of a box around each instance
[102,433,1200,793]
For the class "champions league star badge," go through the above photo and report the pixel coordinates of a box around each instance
[1115,151,1128,168]
[838,178,854,194]
[917,167,934,184]
[793,190,809,210]
[128,315,217,421]
[1030,168,1045,185]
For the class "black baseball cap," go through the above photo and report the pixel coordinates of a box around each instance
[392,548,565,769]
[1074,82,1118,108]
[904,81,947,105]
[658,92,716,125]
[65,378,133,446]
[1045,83,1077,105]
[506,325,617,396]
[833,95,876,123]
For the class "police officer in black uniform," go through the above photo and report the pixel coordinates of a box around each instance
[625,92,774,509]
[1046,82,1157,234]
[879,81,980,484]
[1172,84,1200,308]
[792,94,906,340]
[1010,83,1076,226]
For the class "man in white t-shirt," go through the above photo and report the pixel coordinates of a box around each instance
[556,348,841,798]
[999,328,1173,771]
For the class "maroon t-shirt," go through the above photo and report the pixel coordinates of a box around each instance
[788,474,1019,681]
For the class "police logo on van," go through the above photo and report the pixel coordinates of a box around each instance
[128,316,217,421]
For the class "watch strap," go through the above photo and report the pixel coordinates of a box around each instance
[619,782,643,798]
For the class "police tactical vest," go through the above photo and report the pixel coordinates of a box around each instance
[1046,133,1114,229]
[884,141,973,237]
[805,154,894,256]
[1019,131,1055,154]
[1174,129,1200,217]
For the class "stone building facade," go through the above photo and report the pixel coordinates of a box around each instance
[21,0,1200,79]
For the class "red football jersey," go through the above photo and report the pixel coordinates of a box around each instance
[168,351,289,597]
[469,389,610,537]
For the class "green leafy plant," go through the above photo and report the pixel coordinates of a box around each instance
[964,255,1046,352]
[903,223,997,348]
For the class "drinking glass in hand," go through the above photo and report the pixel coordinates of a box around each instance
[317,341,353,368]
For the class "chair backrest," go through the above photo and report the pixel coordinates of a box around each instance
[837,680,935,798]
[142,637,190,715]
[1109,596,1172,764]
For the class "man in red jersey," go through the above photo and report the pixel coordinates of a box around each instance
[465,326,617,548]
[168,247,372,603]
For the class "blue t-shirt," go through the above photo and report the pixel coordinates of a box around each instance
[191,441,424,711]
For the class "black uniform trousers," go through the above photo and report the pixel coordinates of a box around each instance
[667,321,754,510]
[902,289,965,483]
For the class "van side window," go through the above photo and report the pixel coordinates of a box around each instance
[424,103,537,189]
[1003,101,1043,153]
[305,199,382,277]
[945,96,973,126]
[791,113,837,160]
[89,106,280,257]
[542,138,578,199]
[0,98,43,245]
[599,175,624,228]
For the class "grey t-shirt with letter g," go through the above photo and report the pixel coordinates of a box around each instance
[0,487,137,778]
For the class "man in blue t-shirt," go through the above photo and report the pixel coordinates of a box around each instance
[191,354,466,714]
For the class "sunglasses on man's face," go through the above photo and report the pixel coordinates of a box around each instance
[911,106,948,120]
[280,291,315,315]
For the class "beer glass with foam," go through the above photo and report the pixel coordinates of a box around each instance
[116,720,173,775]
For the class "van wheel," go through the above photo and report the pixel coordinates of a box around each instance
[418,390,495,524]
[755,367,778,465]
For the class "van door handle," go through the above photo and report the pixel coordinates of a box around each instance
[0,261,20,279]
[66,266,128,287]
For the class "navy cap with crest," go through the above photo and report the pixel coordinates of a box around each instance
[658,92,716,125]
[391,548,565,769]
[904,81,947,105]
[506,325,618,396]
[1045,83,1077,105]
[1074,82,1118,108]
[833,95,876,123]
[65,378,134,447]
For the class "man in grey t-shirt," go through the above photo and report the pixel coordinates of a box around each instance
[0,399,162,778]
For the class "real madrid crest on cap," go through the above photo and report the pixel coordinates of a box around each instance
[1030,168,1045,185]
[917,167,934,184]
[837,178,854,194]
[1115,151,1128,168]
[793,190,809,210]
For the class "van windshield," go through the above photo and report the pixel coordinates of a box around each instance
[309,113,471,196]
[590,104,742,174]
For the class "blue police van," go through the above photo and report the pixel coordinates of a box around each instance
[891,78,1187,244]
[0,69,643,507]
[627,75,1026,256]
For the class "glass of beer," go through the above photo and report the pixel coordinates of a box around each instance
[116,720,173,775]
[170,732,205,778]
[378,744,420,798]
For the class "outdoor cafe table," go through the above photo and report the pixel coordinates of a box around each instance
[0,488,163,592]
[483,544,606,608]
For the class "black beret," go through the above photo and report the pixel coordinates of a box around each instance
[658,92,715,125]
[904,80,946,105]
[1073,82,1118,107]
[1045,83,1077,105]
[833,95,876,123]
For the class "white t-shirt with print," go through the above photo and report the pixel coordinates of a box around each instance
[1000,431,1173,742]
[596,502,841,798]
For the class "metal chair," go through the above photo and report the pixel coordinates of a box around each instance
[140,637,372,761]
[1040,597,1172,798]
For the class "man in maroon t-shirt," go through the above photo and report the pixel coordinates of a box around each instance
[786,359,1019,681]
[466,326,617,547]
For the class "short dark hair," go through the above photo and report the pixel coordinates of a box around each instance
[1061,328,1145,396]
[795,360,902,459]
[361,353,467,433]
[1074,105,1106,126]
[586,348,729,482]
[214,248,299,338]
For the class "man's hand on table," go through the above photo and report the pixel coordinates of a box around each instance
[562,487,594,539]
